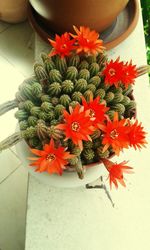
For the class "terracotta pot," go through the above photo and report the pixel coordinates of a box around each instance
[29,0,129,33]
[28,0,139,50]
[0,0,27,23]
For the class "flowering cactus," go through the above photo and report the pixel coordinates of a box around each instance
[0,26,149,188]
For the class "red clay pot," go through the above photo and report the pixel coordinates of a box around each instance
[29,0,129,33]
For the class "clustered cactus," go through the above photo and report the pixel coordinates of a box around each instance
[0,52,135,155]
[0,25,149,184]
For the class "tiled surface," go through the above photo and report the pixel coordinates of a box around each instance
[0,55,24,142]
[0,149,21,184]
[0,20,34,250]
[0,166,28,250]
[0,22,10,33]
[0,21,34,77]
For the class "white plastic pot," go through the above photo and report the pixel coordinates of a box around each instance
[15,138,106,188]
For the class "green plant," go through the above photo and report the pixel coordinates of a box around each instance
[0,51,146,160]
[141,0,150,81]
[0,25,149,187]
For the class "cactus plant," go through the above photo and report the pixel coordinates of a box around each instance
[66,66,78,80]
[59,94,71,107]
[68,54,80,67]
[41,102,54,112]
[54,104,65,117]
[48,82,61,96]
[78,60,89,70]
[0,100,18,116]
[97,147,110,158]
[31,82,42,97]
[82,148,95,161]
[30,107,41,117]
[0,25,149,187]
[28,116,38,126]
[19,120,28,130]
[78,69,90,81]
[89,75,101,88]
[72,91,82,103]
[24,100,34,112]
[34,63,49,86]
[89,62,100,76]
[74,79,87,93]
[49,69,62,83]
[62,80,74,94]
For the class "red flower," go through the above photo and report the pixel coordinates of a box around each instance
[56,104,95,150]
[29,139,74,175]
[48,32,76,58]
[102,58,123,87]
[103,58,138,88]
[81,95,109,128]
[100,112,130,155]
[101,158,133,189]
[121,61,138,88]
[71,26,105,55]
[128,120,147,150]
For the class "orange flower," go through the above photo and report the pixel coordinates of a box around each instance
[71,26,105,55]
[48,32,76,58]
[121,61,138,88]
[29,139,74,175]
[102,58,123,87]
[56,104,95,150]
[103,58,138,88]
[81,95,109,128]
[100,112,130,155]
[101,158,133,189]
[128,120,147,150]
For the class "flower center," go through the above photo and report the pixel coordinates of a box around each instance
[71,122,80,132]
[62,44,67,49]
[46,153,56,162]
[110,129,119,139]
[109,68,116,76]
[89,109,95,118]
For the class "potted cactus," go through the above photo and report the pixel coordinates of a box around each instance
[0,26,149,188]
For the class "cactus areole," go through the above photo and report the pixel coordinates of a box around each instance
[0,26,149,189]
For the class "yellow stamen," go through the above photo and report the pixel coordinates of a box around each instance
[71,122,80,132]
[89,109,95,118]
[110,129,119,139]
[109,68,116,76]
[46,154,56,162]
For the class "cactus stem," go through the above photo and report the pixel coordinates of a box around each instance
[74,157,85,179]
[136,65,150,77]
[0,100,18,116]
[0,132,23,152]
